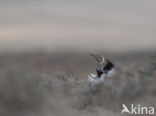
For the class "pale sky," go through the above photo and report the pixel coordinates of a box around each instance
[0,0,156,53]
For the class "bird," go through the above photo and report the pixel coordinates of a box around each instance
[88,53,115,84]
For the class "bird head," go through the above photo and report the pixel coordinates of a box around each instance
[90,53,105,64]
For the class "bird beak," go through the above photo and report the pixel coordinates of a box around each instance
[90,53,99,62]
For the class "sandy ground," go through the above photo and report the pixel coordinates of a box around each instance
[0,52,156,116]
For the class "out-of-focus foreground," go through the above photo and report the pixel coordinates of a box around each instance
[0,52,156,116]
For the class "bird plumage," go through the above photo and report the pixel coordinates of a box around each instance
[88,53,115,84]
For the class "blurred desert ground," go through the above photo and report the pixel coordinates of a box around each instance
[1,52,156,116]
[0,0,156,116]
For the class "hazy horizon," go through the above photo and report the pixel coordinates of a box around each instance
[0,0,156,53]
